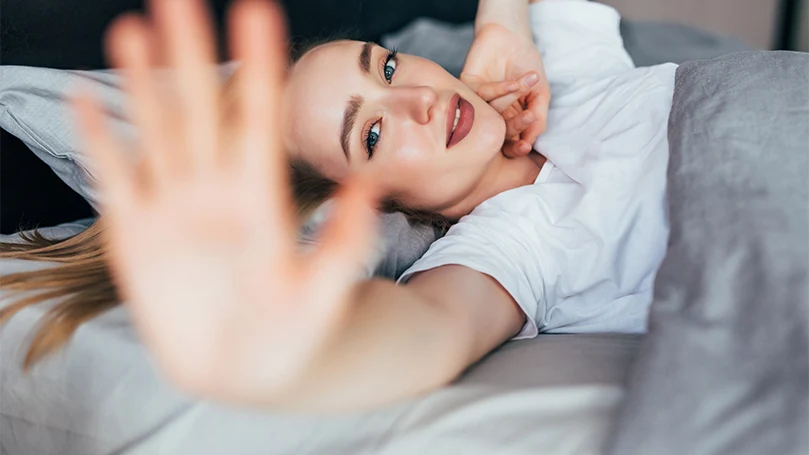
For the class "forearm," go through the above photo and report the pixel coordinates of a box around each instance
[271,278,472,413]
[474,0,532,37]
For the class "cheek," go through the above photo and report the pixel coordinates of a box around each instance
[391,142,429,161]
[387,152,437,191]
[379,151,475,211]
[386,125,436,165]
[373,137,438,193]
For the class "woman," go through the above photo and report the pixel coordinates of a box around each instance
[1,0,674,412]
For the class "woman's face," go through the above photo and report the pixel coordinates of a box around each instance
[283,40,507,214]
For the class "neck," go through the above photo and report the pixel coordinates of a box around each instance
[441,151,546,220]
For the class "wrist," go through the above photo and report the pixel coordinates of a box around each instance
[474,0,531,37]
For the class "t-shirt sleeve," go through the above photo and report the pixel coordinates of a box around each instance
[530,0,634,84]
[397,199,549,340]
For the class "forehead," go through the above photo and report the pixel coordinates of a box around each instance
[282,40,369,179]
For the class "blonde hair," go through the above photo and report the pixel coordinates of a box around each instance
[0,42,451,369]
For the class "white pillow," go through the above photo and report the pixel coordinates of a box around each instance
[0,65,438,278]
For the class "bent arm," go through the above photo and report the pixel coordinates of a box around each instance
[268,266,524,413]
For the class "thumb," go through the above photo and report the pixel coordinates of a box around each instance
[308,174,381,299]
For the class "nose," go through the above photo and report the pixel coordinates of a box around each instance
[388,86,437,125]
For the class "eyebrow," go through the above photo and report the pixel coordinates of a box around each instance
[340,41,375,160]
[359,41,373,74]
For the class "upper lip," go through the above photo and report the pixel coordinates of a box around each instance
[445,93,460,147]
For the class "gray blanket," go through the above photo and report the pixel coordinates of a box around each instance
[607,51,809,455]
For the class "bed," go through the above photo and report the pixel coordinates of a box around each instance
[1,3,807,454]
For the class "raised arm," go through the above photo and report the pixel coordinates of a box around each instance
[75,0,523,413]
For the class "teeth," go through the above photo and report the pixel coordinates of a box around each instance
[451,106,460,134]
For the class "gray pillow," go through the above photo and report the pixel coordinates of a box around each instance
[381,18,752,77]
[607,51,809,455]
[0,65,240,210]
[0,65,438,279]
[0,66,133,205]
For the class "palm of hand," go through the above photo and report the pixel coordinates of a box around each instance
[108,168,326,393]
[74,0,378,402]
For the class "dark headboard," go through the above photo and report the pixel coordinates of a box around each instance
[0,0,477,69]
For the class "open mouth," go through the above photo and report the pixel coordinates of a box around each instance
[445,94,475,148]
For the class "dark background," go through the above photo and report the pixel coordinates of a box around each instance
[0,0,478,234]
[0,0,479,69]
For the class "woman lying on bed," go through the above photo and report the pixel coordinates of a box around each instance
[0,0,676,412]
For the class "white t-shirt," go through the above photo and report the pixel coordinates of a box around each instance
[398,0,678,338]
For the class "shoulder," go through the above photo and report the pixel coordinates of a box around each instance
[398,183,581,339]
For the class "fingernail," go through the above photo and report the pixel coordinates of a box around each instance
[520,142,531,153]
[523,111,535,123]
[523,72,539,87]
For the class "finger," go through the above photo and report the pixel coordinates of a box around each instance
[229,0,295,254]
[309,175,380,308]
[71,86,136,217]
[501,139,533,158]
[518,85,551,145]
[106,14,173,192]
[474,80,520,102]
[505,109,536,138]
[150,0,221,170]
[488,71,540,112]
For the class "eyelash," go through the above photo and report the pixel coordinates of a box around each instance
[363,48,398,159]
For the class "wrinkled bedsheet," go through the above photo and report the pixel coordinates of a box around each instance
[0,249,638,455]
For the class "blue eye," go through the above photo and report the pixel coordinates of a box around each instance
[362,49,397,159]
[383,49,398,83]
[364,121,381,158]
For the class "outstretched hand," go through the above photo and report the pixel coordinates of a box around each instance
[72,0,379,404]
[461,23,551,158]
